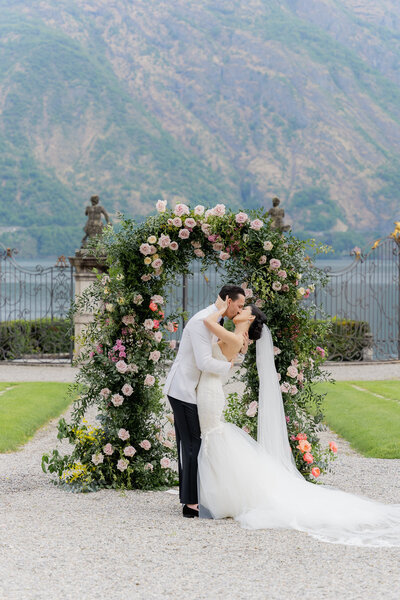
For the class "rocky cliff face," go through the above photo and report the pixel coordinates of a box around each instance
[0,0,399,255]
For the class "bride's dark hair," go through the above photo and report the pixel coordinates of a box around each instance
[248,305,268,341]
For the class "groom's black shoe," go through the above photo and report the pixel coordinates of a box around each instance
[182,504,199,518]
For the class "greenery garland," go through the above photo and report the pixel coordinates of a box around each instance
[42,201,336,491]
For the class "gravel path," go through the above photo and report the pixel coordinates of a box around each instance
[1,386,400,599]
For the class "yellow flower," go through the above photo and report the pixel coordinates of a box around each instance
[144,257,152,265]
[152,253,159,260]
[371,239,381,250]
[103,287,109,295]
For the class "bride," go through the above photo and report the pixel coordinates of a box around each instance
[196,297,400,547]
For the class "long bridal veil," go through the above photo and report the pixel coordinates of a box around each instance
[244,324,400,546]
[256,325,303,479]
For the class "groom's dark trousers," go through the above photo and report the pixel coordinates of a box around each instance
[168,395,201,505]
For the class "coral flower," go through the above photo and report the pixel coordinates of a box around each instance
[329,441,338,453]
[297,440,311,453]
[311,467,321,478]
[303,452,314,464]
[149,301,158,312]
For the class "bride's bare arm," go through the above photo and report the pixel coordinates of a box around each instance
[203,309,243,351]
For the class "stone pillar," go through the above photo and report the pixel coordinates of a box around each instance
[68,250,108,357]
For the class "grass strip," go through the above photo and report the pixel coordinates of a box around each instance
[0,382,71,452]
[315,381,400,458]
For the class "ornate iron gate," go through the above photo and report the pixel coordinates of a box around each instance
[0,244,74,362]
[314,234,400,361]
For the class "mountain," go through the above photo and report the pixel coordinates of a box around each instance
[0,0,399,257]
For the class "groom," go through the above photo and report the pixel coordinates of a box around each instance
[164,284,246,518]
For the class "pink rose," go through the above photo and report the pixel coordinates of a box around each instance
[285,415,290,423]
[194,249,205,258]
[303,452,314,464]
[297,371,304,383]
[255,299,264,308]
[178,228,190,239]
[311,467,321,478]
[100,388,111,398]
[160,457,171,469]
[316,346,326,358]
[235,212,248,224]
[194,205,205,215]
[244,288,253,299]
[287,365,298,378]
[117,458,129,471]
[116,360,128,373]
[259,255,267,265]
[140,440,151,451]
[185,218,196,228]
[154,331,163,343]
[219,251,230,261]
[128,363,139,373]
[118,428,130,441]
[272,281,282,291]
[167,429,175,439]
[122,315,135,325]
[278,270,287,279]
[192,241,202,248]
[144,462,154,471]
[122,384,133,396]
[166,321,175,333]
[152,258,163,269]
[280,382,290,393]
[156,199,167,212]
[169,340,177,349]
[174,203,190,217]
[212,242,223,251]
[144,319,154,330]
[277,373,282,381]
[246,400,258,417]
[208,234,218,242]
[139,243,152,255]
[282,284,289,292]
[212,204,226,216]
[149,350,161,362]
[158,234,171,248]
[169,241,179,251]
[263,241,273,251]
[103,443,114,456]
[162,439,174,449]
[273,346,281,355]
[91,453,104,465]
[124,445,137,457]
[111,393,124,407]
[270,258,281,269]
[329,441,338,453]
[242,425,250,434]
[289,385,298,395]
[141,274,151,281]
[201,223,212,235]
[144,374,155,386]
[250,219,263,230]
[172,216,182,227]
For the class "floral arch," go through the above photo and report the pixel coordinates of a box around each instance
[43,201,335,491]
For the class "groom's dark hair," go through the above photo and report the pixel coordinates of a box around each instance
[219,284,246,301]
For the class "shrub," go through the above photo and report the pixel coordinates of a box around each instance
[0,318,71,359]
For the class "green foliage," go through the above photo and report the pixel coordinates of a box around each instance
[290,187,341,232]
[315,381,400,458]
[0,318,71,359]
[318,318,371,362]
[0,382,71,452]
[43,203,334,490]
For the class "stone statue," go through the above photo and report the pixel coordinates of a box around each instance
[268,197,290,232]
[81,195,110,247]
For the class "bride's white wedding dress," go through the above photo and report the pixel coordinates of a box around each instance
[196,335,400,547]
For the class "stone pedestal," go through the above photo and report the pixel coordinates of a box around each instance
[69,250,108,357]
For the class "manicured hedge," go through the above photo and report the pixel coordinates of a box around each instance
[321,318,371,362]
[0,318,71,359]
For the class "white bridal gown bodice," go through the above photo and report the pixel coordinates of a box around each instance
[196,344,400,547]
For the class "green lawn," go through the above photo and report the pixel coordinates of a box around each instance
[315,381,400,458]
[0,382,71,452]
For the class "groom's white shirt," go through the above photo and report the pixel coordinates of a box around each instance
[164,304,231,404]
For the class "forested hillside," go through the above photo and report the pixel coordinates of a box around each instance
[0,0,399,256]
